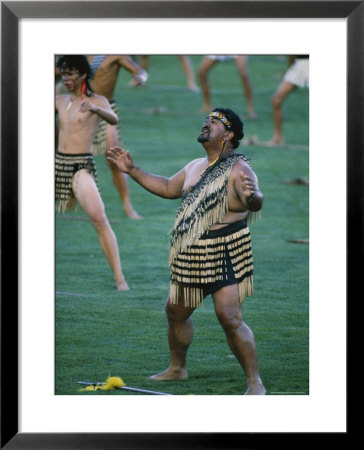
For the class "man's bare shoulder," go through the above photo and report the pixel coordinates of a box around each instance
[232,157,256,178]
[184,157,205,169]
[107,55,130,67]
[102,55,120,65]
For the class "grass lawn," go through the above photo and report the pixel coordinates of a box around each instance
[56,55,309,395]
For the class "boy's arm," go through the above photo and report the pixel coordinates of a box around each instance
[79,96,118,125]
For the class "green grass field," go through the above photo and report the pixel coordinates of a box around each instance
[55,55,309,395]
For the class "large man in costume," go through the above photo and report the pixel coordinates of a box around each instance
[107,108,265,394]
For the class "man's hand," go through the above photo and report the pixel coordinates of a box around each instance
[106,146,135,173]
[237,170,263,211]
[239,171,257,201]
[128,69,148,87]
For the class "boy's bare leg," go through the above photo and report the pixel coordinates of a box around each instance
[72,170,129,290]
[149,297,195,380]
[212,284,266,395]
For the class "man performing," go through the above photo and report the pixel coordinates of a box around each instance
[198,55,257,119]
[56,55,129,291]
[107,108,266,394]
[87,55,148,219]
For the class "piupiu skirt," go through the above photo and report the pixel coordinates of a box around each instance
[55,152,99,213]
[169,220,254,307]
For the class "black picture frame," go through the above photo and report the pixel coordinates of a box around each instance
[1,1,360,448]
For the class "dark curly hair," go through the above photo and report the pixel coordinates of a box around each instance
[213,107,244,148]
[57,55,93,96]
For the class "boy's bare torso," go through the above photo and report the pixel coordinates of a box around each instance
[56,94,102,154]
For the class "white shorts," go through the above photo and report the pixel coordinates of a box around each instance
[207,55,237,62]
[284,58,309,88]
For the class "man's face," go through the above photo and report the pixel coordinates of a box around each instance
[197,115,226,144]
[61,66,84,92]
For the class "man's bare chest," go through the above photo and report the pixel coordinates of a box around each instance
[183,160,207,193]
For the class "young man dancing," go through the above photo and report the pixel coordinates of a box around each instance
[56,55,129,291]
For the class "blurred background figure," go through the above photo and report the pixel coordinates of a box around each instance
[87,55,148,219]
[267,55,309,146]
[139,55,199,92]
[198,55,257,119]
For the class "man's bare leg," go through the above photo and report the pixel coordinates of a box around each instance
[106,124,143,219]
[72,170,129,291]
[213,284,266,395]
[197,57,217,112]
[267,80,297,146]
[140,55,149,70]
[108,162,143,219]
[235,55,257,119]
[178,55,199,92]
[149,297,195,380]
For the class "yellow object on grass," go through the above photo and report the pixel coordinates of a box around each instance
[78,376,126,392]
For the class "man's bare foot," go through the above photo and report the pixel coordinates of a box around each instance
[116,280,130,291]
[124,207,143,220]
[265,138,284,147]
[188,84,200,92]
[199,104,212,113]
[247,111,258,120]
[244,380,266,395]
[148,368,188,381]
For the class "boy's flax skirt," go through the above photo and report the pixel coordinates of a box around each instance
[55,152,99,213]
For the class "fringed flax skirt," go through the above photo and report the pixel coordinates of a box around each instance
[55,152,99,213]
[169,220,254,307]
[92,100,120,155]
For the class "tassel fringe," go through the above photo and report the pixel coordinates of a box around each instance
[170,275,253,308]
[92,100,120,155]
[167,153,258,308]
[55,152,99,213]
[170,225,254,307]
[78,376,126,392]
[170,154,244,265]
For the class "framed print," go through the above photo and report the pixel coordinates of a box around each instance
[1,1,361,448]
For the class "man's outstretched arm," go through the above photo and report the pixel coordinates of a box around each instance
[107,146,184,199]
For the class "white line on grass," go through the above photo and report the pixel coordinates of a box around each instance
[56,291,87,298]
